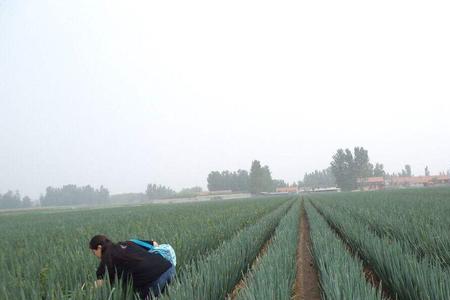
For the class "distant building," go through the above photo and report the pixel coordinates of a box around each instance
[390,175,450,187]
[275,187,298,193]
[390,176,431,186]
[311,187,340,193]
[199,190,233,196]
[357,175,450,190]
[358,177,385,191]
[434,175,450,184]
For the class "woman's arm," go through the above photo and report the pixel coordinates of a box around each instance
[94,279,104,288]
[141,240,159,246]
[96,256,116,285]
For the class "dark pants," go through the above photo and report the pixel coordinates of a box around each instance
[143,265,176,299]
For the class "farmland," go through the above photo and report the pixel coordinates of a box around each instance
[309,187,450,299]
[1,187,450,299]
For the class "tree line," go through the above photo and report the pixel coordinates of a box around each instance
[145,184,176,200]
[0,191,32,209]
[327,146,447,191]
[207,170,249,192]
[40,185,110,206]
[299,146,386,191]
[147,159,279,198]
[330,147,386,191]
[2,159,280,209]
[298,168,336,189]
[9,148,444,208]
[144,185,205,200]
[207,160,279,194]
[317,146,441,191]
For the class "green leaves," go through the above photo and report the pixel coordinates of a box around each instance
[234,200,300,300]
[162,199,294,300]
[316,188,450,267]
[306,202,382,300]
[1,196,290,299]
[313,190,450,300]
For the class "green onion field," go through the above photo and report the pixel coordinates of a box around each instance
[1,188,450,299]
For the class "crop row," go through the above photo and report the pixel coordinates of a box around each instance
[160,199,295,300]
[305,201,382,300]
[233,199,300,300]
[0,196,291,300]
[314,190,450,267]
[312,198,450,300]
[330,191,450,267]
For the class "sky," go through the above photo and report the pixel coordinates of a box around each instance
[1,0,449,198]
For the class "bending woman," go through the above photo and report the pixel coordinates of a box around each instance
[89,235,175,299]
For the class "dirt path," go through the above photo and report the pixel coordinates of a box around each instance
[293,202,321,300]
[310,202,395,300]
[227,236,274,300]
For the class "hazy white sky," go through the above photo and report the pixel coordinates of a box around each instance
[1,0,449,198]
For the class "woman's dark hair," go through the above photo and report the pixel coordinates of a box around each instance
[89,235,113,254]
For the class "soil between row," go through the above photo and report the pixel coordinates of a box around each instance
[310,201,395,300]
[227,236,274,300]
[293,202,321,300]
[228,198,394,300]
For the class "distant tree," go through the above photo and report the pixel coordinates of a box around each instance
[207,169,249,192]
[189,186,203,193]
[0,191,33,209]
[178,186,203,197]
[353,147,372,179]
[207,171,222,191]
[405,164,412,176]
[261,166,274,192]
[400,164,412,177]
[331,146,386,190]
[40,185,110,206]
[272,179,287,189]
[373,163,386,177]
[110,193,147,204]
[249,160,263,194]
[145,184,176,200]
[248,160,274,194]
[0,191,22,209]
[330,148,357,191]
[207,161,277,194]
[302,168,336,189]
[236,169,249,192]
[22,196,32,208]
[221,171,232,190]
[425,166,430,176]
[99,186,110,203]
